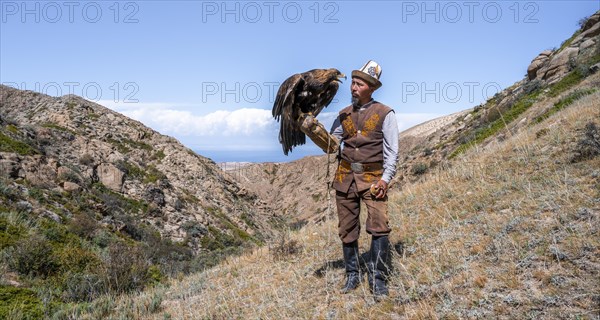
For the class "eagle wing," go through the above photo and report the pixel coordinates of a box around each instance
[272,68,343,155]
[311,74,338,117]
[272,73,306,155]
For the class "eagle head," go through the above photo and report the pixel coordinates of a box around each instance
[327,68,346,84]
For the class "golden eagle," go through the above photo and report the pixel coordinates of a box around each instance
[272,68,345,155]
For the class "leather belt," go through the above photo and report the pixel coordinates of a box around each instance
[340,159,383,174]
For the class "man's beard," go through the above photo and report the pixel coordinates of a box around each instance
[351,96,360,109]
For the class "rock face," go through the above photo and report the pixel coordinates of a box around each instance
[527,11,600,83]
[0,85,275,252]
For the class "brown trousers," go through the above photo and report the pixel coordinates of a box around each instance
[336,180,391,244]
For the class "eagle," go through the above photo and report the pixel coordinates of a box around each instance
[272,68,346,155]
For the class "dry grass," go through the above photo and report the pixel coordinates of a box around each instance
[67,90,600,319]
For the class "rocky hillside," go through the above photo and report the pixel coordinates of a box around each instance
[0,86,277,250]
[231,11,600,226]
[0,85,281,317]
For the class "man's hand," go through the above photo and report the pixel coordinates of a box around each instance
[374,179,388,199]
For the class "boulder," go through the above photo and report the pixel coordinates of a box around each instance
[63,181,81,192]
[543,47,579,84]
[527,50,552,80]
[97,163,124,192]
[580,38,596,51]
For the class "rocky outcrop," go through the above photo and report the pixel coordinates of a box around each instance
[527,11,600,83]
[527,50,552,80]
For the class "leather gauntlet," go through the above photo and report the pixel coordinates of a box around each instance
[299,113,339,154]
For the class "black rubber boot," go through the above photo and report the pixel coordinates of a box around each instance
[340,240,361,293]
[368,235,390,299]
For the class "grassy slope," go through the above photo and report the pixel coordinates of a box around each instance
[60,78,600,319]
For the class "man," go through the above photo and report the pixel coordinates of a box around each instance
[329,60,399,298]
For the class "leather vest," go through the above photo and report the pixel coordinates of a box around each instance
[332,101,392,193]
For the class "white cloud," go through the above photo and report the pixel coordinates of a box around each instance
[100,101,276,137]
[396,113,443,132]
[98,100,448,160]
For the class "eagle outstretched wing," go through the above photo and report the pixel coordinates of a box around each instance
[272,68,345,155]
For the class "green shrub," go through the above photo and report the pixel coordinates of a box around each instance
[572,122,600,162]
[143,165,167,184]
[6,124,18,134]
[147,265,163,285]
[68,213,98,240]
[60,272,105,302]
[123,138,153,151]
[450,89,542,158]
[103,242,150,294]
[6,235,58,277]
[0,216,24,249]
[55,245,100,274]
[522,79,543,95]
[152,150,166,161]
[106,138,131,154]
[41,123,76,135]
[0,181,20,202]
[92,229,114,248]
[557,30,581,53]
[0,286,43,320]
[0,132,37,155]
[39,219,71,243]
[548,70,585,97]
[411,163,428,175]
[115,160,145,180]
[182,220,207,238]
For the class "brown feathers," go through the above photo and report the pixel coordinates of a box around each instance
[272,68,345,155]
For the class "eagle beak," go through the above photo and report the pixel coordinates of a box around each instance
[338,73,346,83]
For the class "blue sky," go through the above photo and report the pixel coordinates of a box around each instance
[2,1,599,162]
